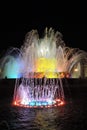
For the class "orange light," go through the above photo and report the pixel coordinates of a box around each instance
[60,101,64,105]
[74,68,78,72]
[56,99,61,102]
[58,101,64,106]
[14,101,17,105]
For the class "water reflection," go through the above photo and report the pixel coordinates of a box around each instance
[1,98,86,130]
[10,101,73,130]
[35,108,59,130]
[10,106,63,130]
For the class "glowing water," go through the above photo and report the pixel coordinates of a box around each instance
[13,78,64,107]
[1,28,87,107]
[0,28,87,78]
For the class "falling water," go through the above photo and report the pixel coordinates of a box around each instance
[1,28,87,107]
[13,77,65,107]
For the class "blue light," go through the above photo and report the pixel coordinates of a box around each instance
[2,56,23,78]
[28,100,53,106]
[41,101,48,106]
[47,100,53,105]
[29,101,36,106]
[36,101,41,106]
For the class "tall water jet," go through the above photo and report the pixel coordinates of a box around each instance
[13,28,66,107]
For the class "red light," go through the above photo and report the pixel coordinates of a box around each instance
[56,99,61,102]
[58,101,64,106]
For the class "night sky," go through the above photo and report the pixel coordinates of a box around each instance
[0,1,87,55]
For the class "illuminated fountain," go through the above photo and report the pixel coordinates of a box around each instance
[1,28,87,107]
[13,77,64,107]
[13,28,66,107]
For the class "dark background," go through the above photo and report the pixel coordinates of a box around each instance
[0,1,87,54]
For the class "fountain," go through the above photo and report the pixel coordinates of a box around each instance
[0,28,87,108]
